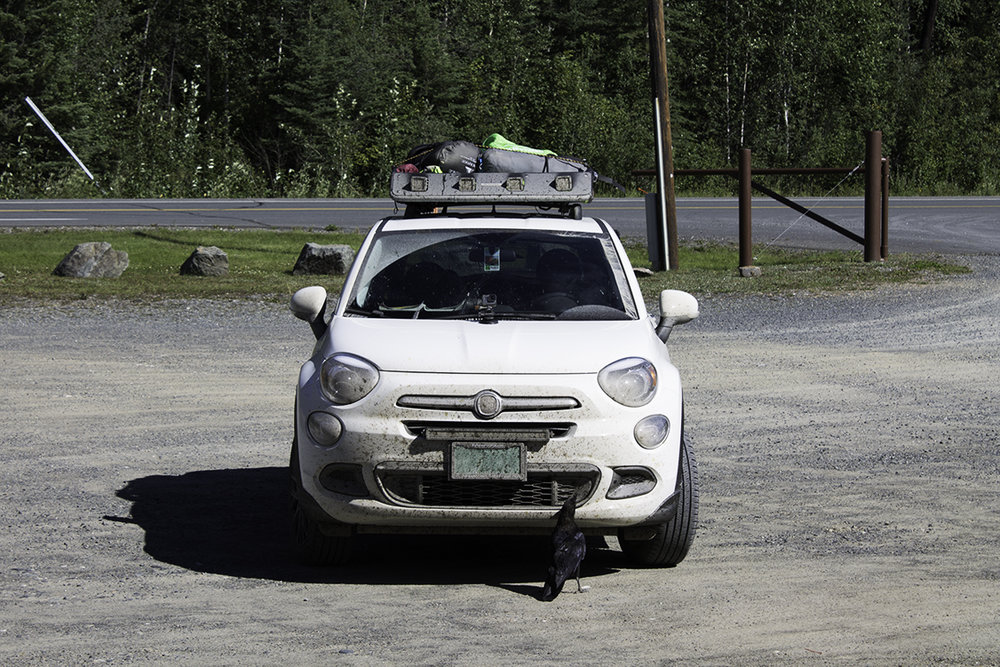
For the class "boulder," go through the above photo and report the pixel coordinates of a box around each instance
[180,246,229,277]
[633,266,655,278]
[293,243,355,276]
[53,242,129,278]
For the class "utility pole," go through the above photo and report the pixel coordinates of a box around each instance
[647,0,679,270]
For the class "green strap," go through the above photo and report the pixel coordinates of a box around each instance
[481,133,556,157]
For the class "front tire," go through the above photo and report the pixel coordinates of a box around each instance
[619,430,699,567]
[290,440,352,565]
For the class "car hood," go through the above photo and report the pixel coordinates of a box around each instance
[326,317,657,374]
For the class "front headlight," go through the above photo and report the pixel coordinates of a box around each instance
[320,354,380,405]
[598,357,657,407]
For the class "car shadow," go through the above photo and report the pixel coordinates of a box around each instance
[108,467,620,590]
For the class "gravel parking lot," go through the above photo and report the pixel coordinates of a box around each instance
[2,257,999,664]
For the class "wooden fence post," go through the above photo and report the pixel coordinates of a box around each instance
[864,130,883,262]
[738,148,758,275]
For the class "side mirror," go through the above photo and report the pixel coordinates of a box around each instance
[290,286,329,339]
[655,289,699,342]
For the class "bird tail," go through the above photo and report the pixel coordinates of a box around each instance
[540,566,562,601]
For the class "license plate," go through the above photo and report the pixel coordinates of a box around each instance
[449,442,526,481]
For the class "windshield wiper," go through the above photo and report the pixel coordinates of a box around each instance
[438,310,557,321]
[497,311,559,320]
[343,305,382,318]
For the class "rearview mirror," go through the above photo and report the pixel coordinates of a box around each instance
[655,290,699,342]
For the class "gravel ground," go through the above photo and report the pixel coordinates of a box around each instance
[1,256,999,664]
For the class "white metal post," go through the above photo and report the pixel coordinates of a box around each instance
[24,96,99,185]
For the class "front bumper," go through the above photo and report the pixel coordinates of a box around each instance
[296,367,683,530]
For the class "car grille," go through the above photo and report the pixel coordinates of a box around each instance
[403,422,573,441]
[397,393,580,420]
[376,465,599,508]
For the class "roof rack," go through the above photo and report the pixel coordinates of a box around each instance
[390,171,594,206]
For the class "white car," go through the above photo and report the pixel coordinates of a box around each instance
[289,171,699,566]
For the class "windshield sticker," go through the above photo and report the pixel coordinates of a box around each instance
[484,247,501,272]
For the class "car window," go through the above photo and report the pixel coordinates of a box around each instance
[345,228,637,320]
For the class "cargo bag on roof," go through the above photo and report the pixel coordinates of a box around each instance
[478,132,588,174]
[479,148,588,173]
[394,134,624,191]
[400,140,480,174]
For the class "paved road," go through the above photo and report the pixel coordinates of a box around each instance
[2,196,998,254]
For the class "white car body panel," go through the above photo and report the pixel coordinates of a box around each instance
[323,317,668,374]
[293,211,691,534]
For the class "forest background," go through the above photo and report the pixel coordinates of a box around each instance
[2,0,998,199]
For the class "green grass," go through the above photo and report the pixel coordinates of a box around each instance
[0,228,971,303]
[624,240,971,296]
[0,228,361,301]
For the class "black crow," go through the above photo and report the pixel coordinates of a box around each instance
[540,496,589,601]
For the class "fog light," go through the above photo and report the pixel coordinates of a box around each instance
[459,176,477,192]
[410,175,428,192]
[634,414,669,449]
[307,411,343,446]
[553,174,573,191]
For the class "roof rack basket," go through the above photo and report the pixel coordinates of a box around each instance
[390,171,593,219]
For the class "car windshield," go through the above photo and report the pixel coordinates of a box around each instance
[345,227,638,320]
